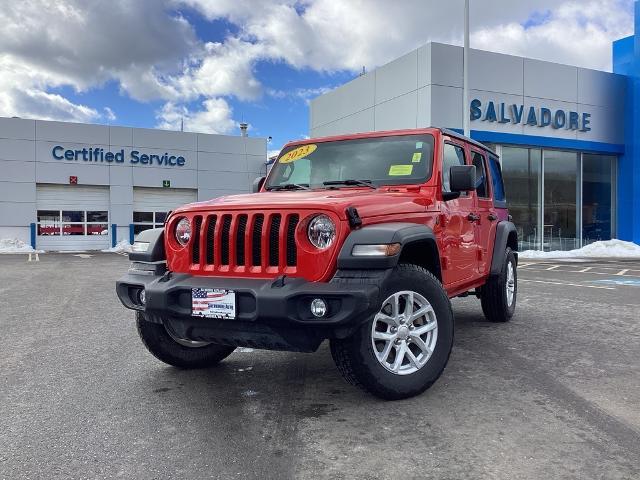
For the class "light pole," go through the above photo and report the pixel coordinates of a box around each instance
[463,0,470,137]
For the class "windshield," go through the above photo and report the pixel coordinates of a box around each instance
[266,134,435,189]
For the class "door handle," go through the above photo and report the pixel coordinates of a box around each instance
[467,213,480,222]
[487,213,497,221]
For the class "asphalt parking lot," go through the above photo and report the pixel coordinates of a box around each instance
[1,253,639,480]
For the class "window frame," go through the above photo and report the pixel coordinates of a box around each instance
[36,209,109,236]
[132,211,168,234]
[487,154,507,208]
[442,141,469,196]
[471,150,491,199]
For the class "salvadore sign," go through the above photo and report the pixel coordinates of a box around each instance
[52,146,187,167]
[470,99,591,132]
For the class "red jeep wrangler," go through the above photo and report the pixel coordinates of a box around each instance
[116,128,517,400]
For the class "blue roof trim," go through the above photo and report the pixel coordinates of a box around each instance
[448,128,625,154]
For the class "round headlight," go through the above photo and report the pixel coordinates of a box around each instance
[307,214,336,249]
[175,217,192,246]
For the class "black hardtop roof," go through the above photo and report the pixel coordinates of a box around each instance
[439,128,498,158]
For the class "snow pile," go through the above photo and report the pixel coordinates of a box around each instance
[0,238,42,254]
[519,239,640,259]
[101,240,133,254]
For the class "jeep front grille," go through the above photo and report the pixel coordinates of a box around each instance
[197,212,300,273]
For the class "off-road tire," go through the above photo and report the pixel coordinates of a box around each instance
[136,313,235,368]
[480,248,517,323]
[330,264,454,400]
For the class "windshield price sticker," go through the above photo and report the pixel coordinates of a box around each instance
[279,144,318,163]
[412,152,422,163]
[389,165,413,176]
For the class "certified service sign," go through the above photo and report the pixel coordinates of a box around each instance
[52,146,187,167]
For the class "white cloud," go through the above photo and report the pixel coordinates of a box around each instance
[0,0,195,120]
[0,0,633,127]
[182,0,631,74]
[171,38,263,101]
[472,0,634,71]
[156,98,236,134]
[266,86,333,103]
[103,107,116,122]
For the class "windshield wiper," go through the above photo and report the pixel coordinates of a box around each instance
[266,183,310,191]
[322,179,376,189]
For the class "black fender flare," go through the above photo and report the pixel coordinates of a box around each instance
[337,222,439,273]
[490,221,518,275]
[128,227,166,263]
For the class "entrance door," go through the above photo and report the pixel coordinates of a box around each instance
[439,141,478,285]
[543,151,578,251]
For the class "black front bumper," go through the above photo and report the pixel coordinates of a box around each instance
[116,263,383,352]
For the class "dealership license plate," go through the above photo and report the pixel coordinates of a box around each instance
[191,288,236,319]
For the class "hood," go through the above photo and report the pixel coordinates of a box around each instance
[175,187,436,219]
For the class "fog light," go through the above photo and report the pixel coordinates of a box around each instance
[310,298,327,317]
[138,289,146,305]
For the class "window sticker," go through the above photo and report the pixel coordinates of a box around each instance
[415,141,423,149]
[412,152,422,163]
[279,144,317,163]
[388,164,413,176]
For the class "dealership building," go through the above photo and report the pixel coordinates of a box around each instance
[0,117,266,250]
[310,8,640,250]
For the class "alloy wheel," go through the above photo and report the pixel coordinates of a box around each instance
[371,290,438,375]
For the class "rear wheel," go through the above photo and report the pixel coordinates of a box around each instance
[330,264,454,400]
[480,248,517,322]
[136,313,236,368]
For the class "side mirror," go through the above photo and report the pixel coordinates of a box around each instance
[252,176,266,193]
[443,165,476,201]
[450,165,476,192]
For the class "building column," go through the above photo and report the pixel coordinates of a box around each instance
[613,2,640,244]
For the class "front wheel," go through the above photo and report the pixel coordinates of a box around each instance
[136,313,236,368]
[330,264,454,400]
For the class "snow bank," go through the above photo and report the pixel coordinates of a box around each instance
[101,240,133,254]
[0,238,43,254]
[519,239,640,259]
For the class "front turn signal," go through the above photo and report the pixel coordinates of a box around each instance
[351,243,401,257]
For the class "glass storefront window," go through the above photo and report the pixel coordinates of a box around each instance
[502,147,541,250]
[499,146,615,251]
[583,154,614,245]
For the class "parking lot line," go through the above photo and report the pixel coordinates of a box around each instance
[518,265,640,278]
[520,279,615,290]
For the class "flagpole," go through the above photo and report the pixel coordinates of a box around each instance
[463,0,470,137]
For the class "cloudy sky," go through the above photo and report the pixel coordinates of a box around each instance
[0,0,634,153]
